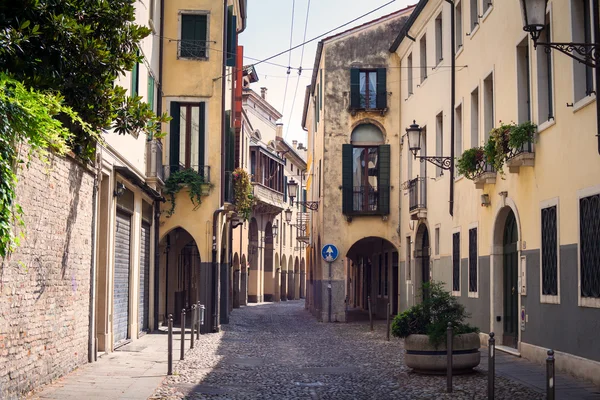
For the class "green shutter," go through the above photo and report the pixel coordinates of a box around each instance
[315,93,319,123]
[147,75,155,111]
[377,144,391,215]
[169,102,181,171]
[181,15,207,58]
[319,70,323,110]
[342,144,354,214]
[195,15,207,57]
[225,111,234,172]
[303,189,307,213]
[284,176,288,202]
[198,103,206,171]
[226,6,237,66]
[350,68,360,109]
[376,68,387,110]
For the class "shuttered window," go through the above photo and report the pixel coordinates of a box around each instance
[349,68,387,110]
[469,228,478,293]
[180,14,208,58]
[453,232,460,292]
[169,102,207,177]
[226,6,237,66]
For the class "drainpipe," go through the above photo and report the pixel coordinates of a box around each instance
[88,146,100,363]
[594,0,600,155]
[446,0,456,217]
[212,208,227,332]
[153,200,160,330]
[220,0,228,204]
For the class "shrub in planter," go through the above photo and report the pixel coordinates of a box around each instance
[164,168,212,217]
[391,282,478,347]
[456,147,484,179]
[509,121,536,150]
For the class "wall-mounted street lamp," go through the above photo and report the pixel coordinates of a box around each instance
[272,220,279,238]
[284,208,293,224]
[406,121,453,170]
[519,0,600,154]
[287,176,320,211]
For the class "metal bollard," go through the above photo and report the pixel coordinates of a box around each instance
[180,309,186,360]
[447,322,453,393]
[547,349,555,400]
[167,314,173,375]
[368,296,373,332]
[190,304,196,349]
[196,301,201,339]
[488,332,495,400]
[386,302,391,341]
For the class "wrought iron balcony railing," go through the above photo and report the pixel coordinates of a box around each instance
[163,165,211,182]
[505,140,534,163]
[145,139,164,182]
[409,177,427,212]
[344,185,390,215]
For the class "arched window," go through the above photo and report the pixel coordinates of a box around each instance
[342,123,390,215]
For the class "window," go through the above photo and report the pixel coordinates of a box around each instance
[226,6,237,66]
[468,228,477,293]
[320,69,323,110]
[483,0,492,15]
[470,0,479,32]
[289,226,292,247]
[470,87,479,147]
[349,68,387,110]
[342,124,390,215]
[169,102,206,175]
[384,252,389,297]
[455,1,463,50]
[572,0,595,103]
[435,13,443,64]
[283,223,286,245]
[580,194,599,298]
[147,75,155,113]
[180,14,208,59]
[453,232,460,292]
[420,35,428,82]
[517,38,531,123]
[378,254,383,296]
[435,226,440,255]
[455,104,463,170]
[407,54,413,96]
[406,237,412,281]
[537,14,554,123]
[436,112,443,177]
[483,73,494,140]
[542,206,558,296]
[249,147,285,192]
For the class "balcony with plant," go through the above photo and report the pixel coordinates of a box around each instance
[163,167,213,217]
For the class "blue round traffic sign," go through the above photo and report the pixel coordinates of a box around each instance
[321,244,339,262]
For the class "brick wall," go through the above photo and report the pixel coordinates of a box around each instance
[0,152,94,399]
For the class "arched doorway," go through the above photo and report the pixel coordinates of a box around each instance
[280,255,287,301]
[274,252,281,302]
[240,255,248,306]
[300,258,306,298]
[415,224,431,303]
[294,257,300,300]
[248,218,259,303]
[233,253,240,308]
[503,210,519,348]
[263,223,274,302]
[287,255,294,300]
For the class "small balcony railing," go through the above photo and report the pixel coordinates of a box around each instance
[409,177,427,212]
[345,185,390,215]
[163,165,211,182]
[145,139,164,182]
[505,140,535,173]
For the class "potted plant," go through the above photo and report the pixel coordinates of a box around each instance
[163,168,212,217]
[232,168,254,221]
[508,121,536,151]
[391,282,480,374]
[456,147,484,179]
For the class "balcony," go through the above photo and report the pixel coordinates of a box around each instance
[473,161,496,189]
[163,165,211,183]
[145,139,164,185]
[252,183,284,214]
[344,186,390,216]
[505,140,535,173]
[408,177,427,221]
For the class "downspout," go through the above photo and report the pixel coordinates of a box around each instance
[88,146,100,363]
[212,208,227,332]
[594,0,600,155]
[221,0,228,204]
[446,0,456,216]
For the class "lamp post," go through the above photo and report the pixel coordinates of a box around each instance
[519,0,600,154]
[406,121,453,170]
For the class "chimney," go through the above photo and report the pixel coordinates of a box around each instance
[276,123,283,138]
[292,140,298,148]
[260,87,267,100]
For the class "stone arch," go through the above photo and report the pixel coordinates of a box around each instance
[274,252,281,302]
[233,253,240,308]
[240,255,248,306]
[294,257,300,300]
[280,255,288,301]
[414,222,431,304]
[287,255,294,300]
[350,118,387,140]
[300,258,306,298]
[248,218,259,303]
[263,222,274,302]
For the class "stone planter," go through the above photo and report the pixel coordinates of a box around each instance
[405,333,480,374]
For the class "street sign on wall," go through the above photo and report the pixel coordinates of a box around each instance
[321,244,339,262]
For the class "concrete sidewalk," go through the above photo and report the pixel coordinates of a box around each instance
[28,331,179,400]
[482,348,600,399]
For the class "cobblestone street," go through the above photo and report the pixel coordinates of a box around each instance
[150,301,546,400]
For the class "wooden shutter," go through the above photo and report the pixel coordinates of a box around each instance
[198,102,206,173]
[181,15,207,58]
[195,15,208,57]
[376,68,387,110]
[169,102,181,171]
[226,6,237,66]
[377,144,391,215]
[342,144,354,214]
[350,68,360,109]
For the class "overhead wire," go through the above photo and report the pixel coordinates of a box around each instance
[281,0,297,116]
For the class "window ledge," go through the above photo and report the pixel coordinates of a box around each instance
[579,296,600,308]
[540,294,560,304]
[537,119,556,134]
[178,56,209,61]
[468,24,480,40]
[468,291,479,299]
[455,174,464,182]
[573,94,596,113]
[481,5,493,23]
[452,291,461,297]
[455,45,464,59]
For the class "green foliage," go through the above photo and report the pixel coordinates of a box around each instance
[232,168,254,221]
[509,121,536,150]
[391,282,479,347]
[456,147,484,179]
[0,0,169,158]
[163,169,212,217]
[0,73,91,258]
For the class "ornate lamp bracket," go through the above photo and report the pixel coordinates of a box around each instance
[416,156,453,170]
[536,41,599,68]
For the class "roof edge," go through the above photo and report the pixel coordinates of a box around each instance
[389,0,428,53]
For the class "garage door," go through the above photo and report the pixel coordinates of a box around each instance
[139,221,151,333]
[113,211,131,347]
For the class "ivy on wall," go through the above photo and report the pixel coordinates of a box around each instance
[163,168,212,217]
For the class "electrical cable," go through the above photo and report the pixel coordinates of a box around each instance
[281,0,297,116]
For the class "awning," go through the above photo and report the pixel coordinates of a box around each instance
[115,166,165,202]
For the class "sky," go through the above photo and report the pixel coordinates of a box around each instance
[239,0,414,146]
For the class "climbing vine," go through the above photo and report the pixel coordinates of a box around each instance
[0,73,93,259]
[163,168,212,217]
[232,168,254,221]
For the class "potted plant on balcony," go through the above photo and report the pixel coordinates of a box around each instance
[232,168,254,221]
[456,147,484,179]
[508,121,536,151]
[164,168,212,217]
[391,282,480,374]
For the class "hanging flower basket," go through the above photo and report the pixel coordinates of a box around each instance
[232,168,254,221]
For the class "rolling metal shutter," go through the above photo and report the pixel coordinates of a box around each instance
[113,211,131,347]
[139,222,151,333]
